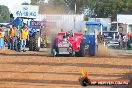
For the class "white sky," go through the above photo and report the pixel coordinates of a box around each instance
[0,0,31,13]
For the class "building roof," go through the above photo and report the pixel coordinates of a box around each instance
[117,14,132,24]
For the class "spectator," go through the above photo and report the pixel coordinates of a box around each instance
[9,24,15,50]
[119,33,124,49]
[0,25,5,49]
[94,28,99,51]
[12,25,19,51]
[7,24,12,49]
[123,35,128,49]
[20,25,29,52]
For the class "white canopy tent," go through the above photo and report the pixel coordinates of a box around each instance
[117,14,132,33]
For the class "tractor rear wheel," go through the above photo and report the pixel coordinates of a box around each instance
[16,38,21,52]
[76,39,85,57]
[29,37,34,51]
[51,34,57,56]
[33,32,41,51]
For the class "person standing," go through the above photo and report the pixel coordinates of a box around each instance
[0,25,5,49]
[20,25,29,52]
[119,33,124,49]
[9,25,15,50]
[12,25,19,51]
[94,28,99,52]
[123,34,128,49]
[7,24,11,49]
[127,32,132,49]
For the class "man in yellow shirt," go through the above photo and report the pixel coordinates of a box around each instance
[0,25,5,49]
[7,24,11,49]
[12,25,19,51]
[10,25,16,50]
[20,25,29,52]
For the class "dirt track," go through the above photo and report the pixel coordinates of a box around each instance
[0,46,132,88]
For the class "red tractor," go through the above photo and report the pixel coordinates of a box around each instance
[51,31,85,56]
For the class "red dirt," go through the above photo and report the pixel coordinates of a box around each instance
[0,46,131,88]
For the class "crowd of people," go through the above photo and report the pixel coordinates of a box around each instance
[0,24,29,52]
[119,32,132,49]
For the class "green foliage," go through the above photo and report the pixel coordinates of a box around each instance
[0,5,10,23]
[50,0,132,20]
[94,0,132,20]
[22,2,30,5]
[49,0,65,4]
[31,0,39,5]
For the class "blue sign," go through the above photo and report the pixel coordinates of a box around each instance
[16,11,37,17]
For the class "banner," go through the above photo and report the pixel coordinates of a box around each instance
[13,5,39,18]
[30,21,47,26]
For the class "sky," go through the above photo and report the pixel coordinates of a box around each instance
[0,0,31,13]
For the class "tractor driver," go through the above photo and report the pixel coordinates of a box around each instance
[20,25,29,52]
[66,31,73,37]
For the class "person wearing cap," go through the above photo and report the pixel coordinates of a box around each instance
[7,24,11,49]
[12,25,19,51]
[9,24,15,50]
[20,25,29,52]
[0,25,5,49]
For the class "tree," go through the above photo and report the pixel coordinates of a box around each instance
[22,2,30,5]
[60,0,132,20]
[94,0,132,20]
[31,0,40,5]
[0,5,10,22]
[49,0,65,4]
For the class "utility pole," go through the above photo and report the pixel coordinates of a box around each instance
[75,2,77,14]
[74,2,76,32]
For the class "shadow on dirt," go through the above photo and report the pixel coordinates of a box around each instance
[2,62,132,69]
[110,71,132,88]
[0,71,126,78]
[0,53,48,57]
[0,78,79,86]
[119,55,132,59]
[0,73,131,87]
[0,52,131,59]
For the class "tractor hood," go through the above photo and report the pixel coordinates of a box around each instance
[56,32,83,51]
